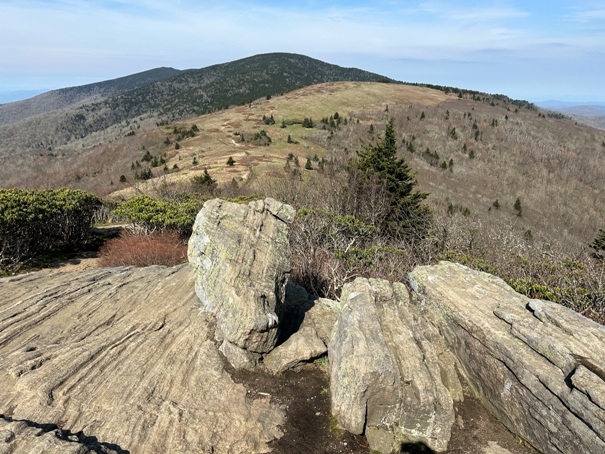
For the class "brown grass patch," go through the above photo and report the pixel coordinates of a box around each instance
[97,231,187,267]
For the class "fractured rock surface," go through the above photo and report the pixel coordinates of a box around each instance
[0,266,284,453]
[409,261,605,454]
[188,197,295,368]
[263,325,327,375]
[329,277,456,453]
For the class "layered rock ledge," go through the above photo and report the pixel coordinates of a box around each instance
[0,266,284,453]
[329,278,457,453]
[409,262,605,454]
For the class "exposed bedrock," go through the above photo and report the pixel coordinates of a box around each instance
[0,266,284,453]
[409,261,605,454]
[187,197,295,368]
[328,277,458,453]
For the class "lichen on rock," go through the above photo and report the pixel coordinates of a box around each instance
[188,197,295,368]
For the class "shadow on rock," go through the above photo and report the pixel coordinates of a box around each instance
[400,441,435,454]
[1,414,130,454]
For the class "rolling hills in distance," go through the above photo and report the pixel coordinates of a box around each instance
[537,100,605,131]
[0,52,603,254]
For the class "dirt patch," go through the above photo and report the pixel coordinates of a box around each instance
[229,362,538,454]
[448,390,538,454]
[31,226,123,274]
[230,364,369,454]
[43,252,101,272]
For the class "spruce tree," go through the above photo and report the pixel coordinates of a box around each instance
[192,169,217,194]
[590,229,605,260]
[514,197,522,217]
[355,117,431,240]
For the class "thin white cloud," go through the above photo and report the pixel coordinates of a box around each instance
[418,2,528,22]
[0,0,604,101]
[566,8,605,22]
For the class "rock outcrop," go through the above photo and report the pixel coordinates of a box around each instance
[2,194,603,454]
[0,266,284,453]
[263,282,342,375]
[329,277,457,453]
[409,261,605,454]
[187,197,295,368]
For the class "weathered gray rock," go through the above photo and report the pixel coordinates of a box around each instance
[304,297,342,345]
[187,197,295,368]
[263,326,327,374]
[329,277,456,453]
[0,266,284,453]
[282,281,342,346]
[409,261,605,454]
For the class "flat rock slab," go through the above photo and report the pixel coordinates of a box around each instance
[409,261,605,454]
[0,266,284,453]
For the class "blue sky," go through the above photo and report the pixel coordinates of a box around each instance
[1,0,604,102]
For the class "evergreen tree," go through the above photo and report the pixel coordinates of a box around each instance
[590,229,605,260]
[192,169,217,194]
[514,197,522,217]
[141,150,153,162]
[355,117,431,240]
[226,156,235,166]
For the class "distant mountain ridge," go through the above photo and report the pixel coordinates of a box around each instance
[0,53,394,152]
[76,52,395,126]
[537,100,605,130]
[537,100,605,117]
[0,67,182,126]
[0,89,49,104]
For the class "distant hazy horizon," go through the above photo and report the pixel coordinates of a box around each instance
[1,60,604,106]
[1,1,604,104]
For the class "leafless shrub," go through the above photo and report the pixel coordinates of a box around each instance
[97,231,187,267]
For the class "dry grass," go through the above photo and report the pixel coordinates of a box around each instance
[2,80,604,255]
[97,231,187,267]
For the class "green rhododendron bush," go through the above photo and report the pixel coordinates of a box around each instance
[0,188,101,266]
[111,194,207,236]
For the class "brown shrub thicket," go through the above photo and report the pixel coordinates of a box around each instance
[265,153,604,322]
[98,231,187,267]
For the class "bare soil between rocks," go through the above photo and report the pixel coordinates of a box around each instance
[230,363,538,454]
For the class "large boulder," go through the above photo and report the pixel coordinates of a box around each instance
[0,266,285,453]
[188,197,295,368]
[409,261,605,454]
[329,277,457,453]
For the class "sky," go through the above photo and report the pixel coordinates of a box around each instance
[1,0,604,103]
